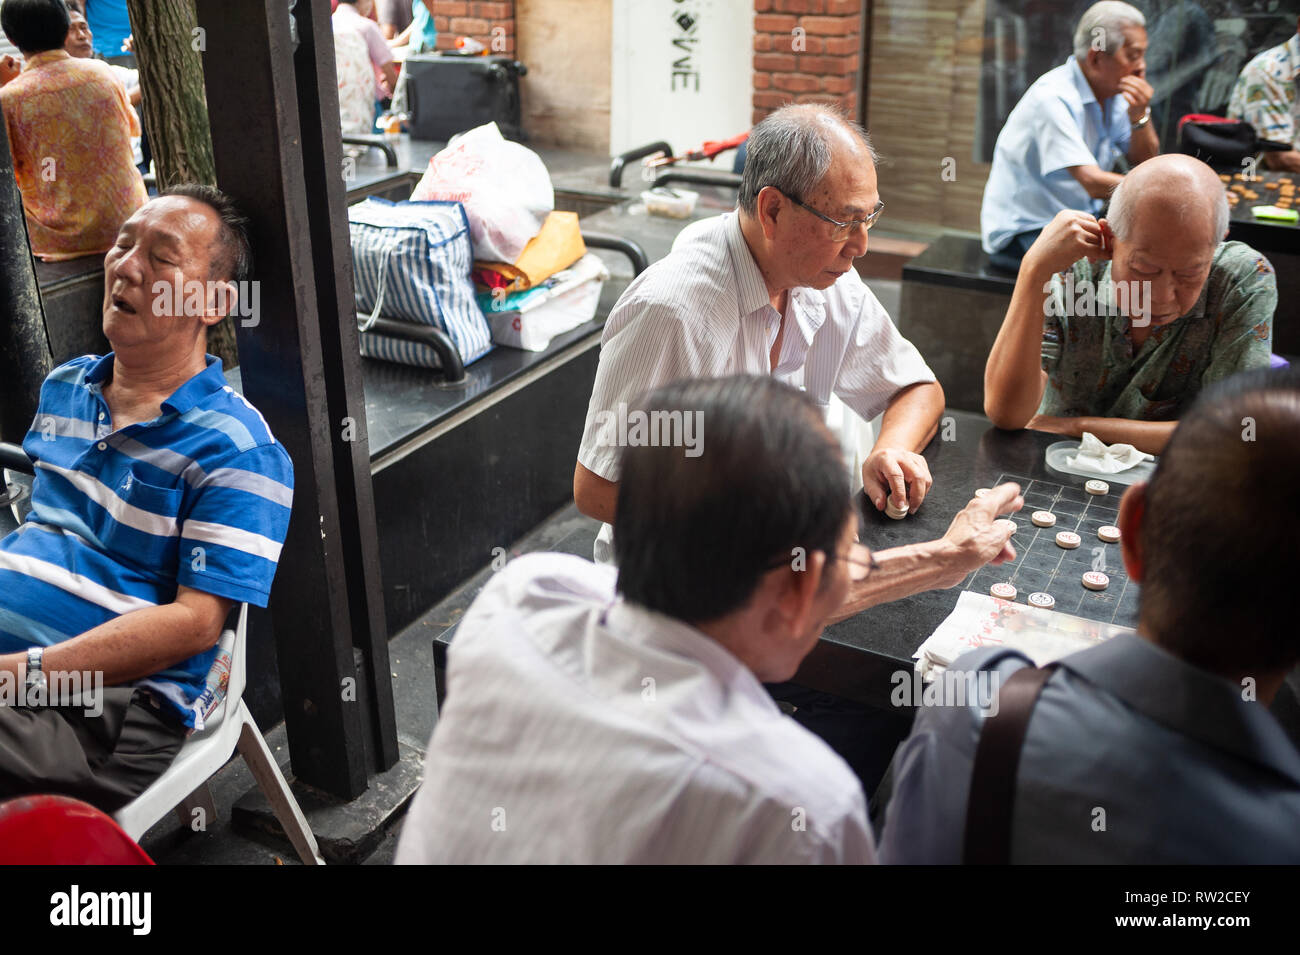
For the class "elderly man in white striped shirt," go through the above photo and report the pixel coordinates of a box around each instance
[575,104,945,565]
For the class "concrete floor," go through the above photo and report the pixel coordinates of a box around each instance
[143,502,602,865]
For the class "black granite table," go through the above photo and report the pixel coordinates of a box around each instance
[428,409,1112,703]
[794,408,1111,708]
[901,233,1017,295]
[1225,169,1299,252]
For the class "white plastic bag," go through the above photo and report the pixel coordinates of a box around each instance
[410,122,553,262]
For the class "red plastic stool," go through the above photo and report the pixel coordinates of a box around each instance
[0,795,154,864]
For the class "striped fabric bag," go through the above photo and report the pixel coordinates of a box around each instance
[349,197,494,369]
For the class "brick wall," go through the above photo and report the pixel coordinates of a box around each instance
[430,0,516,55]
[752,0,863,125]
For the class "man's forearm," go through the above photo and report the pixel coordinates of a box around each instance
[829,538,962,624]
[1265,150,1300,174]
[874,381,944,453]
[1031,414,1175,456]
[0,603,222,687]
[984,263,1053,427]
[1127,123,1159,165]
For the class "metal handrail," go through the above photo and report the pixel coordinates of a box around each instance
[609,141,672,188]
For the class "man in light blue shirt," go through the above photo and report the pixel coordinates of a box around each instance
[879,366,1300,864]
[981,1,1160,271]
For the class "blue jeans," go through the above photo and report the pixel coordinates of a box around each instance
[987,228,1043,274]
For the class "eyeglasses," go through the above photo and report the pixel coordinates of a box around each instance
[838,542,878,582]
[764,542,878,582]
[779,190,885,241]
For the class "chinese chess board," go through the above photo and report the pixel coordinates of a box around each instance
[961,473,1140,627]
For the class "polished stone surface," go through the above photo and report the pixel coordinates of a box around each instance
[902,233,1017,294]
[799,409,1111,707]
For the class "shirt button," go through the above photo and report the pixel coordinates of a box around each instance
[97,412,105,421]
[97,442,107,451]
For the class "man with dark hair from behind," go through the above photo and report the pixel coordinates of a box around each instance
[880,367,1300,864]
[397,375,1021,864]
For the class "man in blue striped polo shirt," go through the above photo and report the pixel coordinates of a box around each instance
[0,184,294,810]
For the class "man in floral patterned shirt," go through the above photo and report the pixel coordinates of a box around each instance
[1228,16,1300,174]
[984,154,1275,456]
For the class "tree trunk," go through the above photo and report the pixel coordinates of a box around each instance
[125,0,238,369]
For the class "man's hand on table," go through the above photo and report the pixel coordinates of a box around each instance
[934,482,1022,586]
[863,446,933,512]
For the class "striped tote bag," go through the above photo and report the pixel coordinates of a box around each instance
[349,197,494,369]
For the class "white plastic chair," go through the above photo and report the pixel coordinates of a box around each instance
[114,604,326,865]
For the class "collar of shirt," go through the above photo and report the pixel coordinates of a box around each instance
[85,352,230,417]
[1065,55,1124,128]
[21,49,70,73]
[722,213,827,374]
[1067,55,1099,109]
[1061,632,1300,788]
[1285,33,1300,82]
[603,594,781,720]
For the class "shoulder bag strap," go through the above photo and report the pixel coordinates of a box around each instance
[963,662,1059,865]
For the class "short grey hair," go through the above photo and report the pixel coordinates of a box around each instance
[1107,174,1228,247]
[738,104,878,215]
[1073,1,1146,59]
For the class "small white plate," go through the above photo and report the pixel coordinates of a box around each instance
[1044,441,1157,486]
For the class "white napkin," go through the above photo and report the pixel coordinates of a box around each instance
[1065,432,1154,474]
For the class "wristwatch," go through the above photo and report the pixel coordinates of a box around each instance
[1131,107,1151,130]
[25,646,44,691]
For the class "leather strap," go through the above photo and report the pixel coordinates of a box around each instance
[963,663,1058,865]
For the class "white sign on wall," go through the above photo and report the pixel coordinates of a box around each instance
[610,0,754,162]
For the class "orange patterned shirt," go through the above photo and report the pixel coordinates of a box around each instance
[1,50,146,261]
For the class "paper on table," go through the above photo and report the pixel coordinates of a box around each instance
[1064,431,1154,474]
[913,592,1132,681]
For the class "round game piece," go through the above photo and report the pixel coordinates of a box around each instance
[1084,479,1109,496]
[990,582,1017,600]
[1055,530,1081,549]
[1030,510,1057,527]
[1082,571,1110,591]
[1027,592,1055,610]
[974,488,992,498]
[1097,525,1121,543]
[884,498,909,520]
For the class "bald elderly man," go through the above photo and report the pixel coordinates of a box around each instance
[984,154,1276,455]
[576,104,944,563]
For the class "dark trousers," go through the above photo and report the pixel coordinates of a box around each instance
[0,687,186,812]
[987,228,1044,274]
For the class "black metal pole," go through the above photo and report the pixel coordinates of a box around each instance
[289,0,398,771]
[0,103,53,443]
[193,0,397,796]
